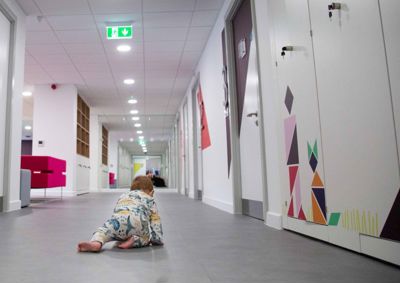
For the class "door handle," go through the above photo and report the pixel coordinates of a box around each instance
[247,112,258,118]
[281,46,294,57]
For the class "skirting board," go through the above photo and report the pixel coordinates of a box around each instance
[360,234,400,266]
[266,211,283,230]
[30,189,89,197]
[203,196,234,214]
[8,200,22,212]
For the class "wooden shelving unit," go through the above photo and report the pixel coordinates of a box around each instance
[102,126,108,165]
[77,95,90,158]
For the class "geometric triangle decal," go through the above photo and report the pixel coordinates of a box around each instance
[298,205,306,220]
[309,152,318,172]
[289,166,298,195]
[328,212,341,226]
[288,198,294,217]
[307,142,312,161]
[312,188,327,220]
[133,163,144,175]
[380,188,400,241]
[312,172,324,187]
[285,86,294,114]
[312,191,327,225]
[287,127,299,165]
[313,140,318,160]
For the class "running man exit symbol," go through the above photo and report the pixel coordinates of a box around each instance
[107,25,133,39]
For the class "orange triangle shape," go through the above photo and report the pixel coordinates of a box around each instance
[312,192,326,225]
[312,172,324,187]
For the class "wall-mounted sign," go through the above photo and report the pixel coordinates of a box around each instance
[106,25,133,40]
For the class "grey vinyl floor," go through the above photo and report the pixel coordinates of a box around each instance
[0,191,399,283]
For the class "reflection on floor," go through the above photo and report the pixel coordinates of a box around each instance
[0,191,399,283]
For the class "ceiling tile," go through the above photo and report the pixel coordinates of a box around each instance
[26,44,66,55]
[184,41,206,52]
[56,30,101,43]
[70,54,108,65]
[31,53,72,65]
[144,27,188,42]
[186,27,212,41]
[26,16,52,31]
[94,13,142,25]
[144,41,185,53]
[143,12,192,28]
[64,43,105,55]
[17,0,42,15]
[47,15,97,30]
[191,10,219,27]
[143,0,196,12]
[74,63,109,72]
[25,53,38,66]
[88,0,142,14]
[34,0,91,15]
[26,31,59,45]
[195,0,225,11]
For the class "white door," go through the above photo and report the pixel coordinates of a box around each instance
[0,11,11,198]
[193,83,203,199]
[182,102,190,196]
[273,0,329,235]
[309,0,400,247]
[380,0,400,168]
[232,0,264,219]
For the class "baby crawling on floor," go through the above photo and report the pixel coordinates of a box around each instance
[78,176,163,252]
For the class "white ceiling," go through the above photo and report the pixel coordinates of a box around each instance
[18,0,224,153]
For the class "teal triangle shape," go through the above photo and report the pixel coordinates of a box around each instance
[307,142,312,161]
[313,140,318,160]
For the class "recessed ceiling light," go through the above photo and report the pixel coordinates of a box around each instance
[131,116,140,121]
[129,138,134,142]
[136,130,143,134]
[117,45,131,52]
[124,79,135,85]
[134,123,141,127]
[122,117,126,121]
[22,91,32,97]
[24,125,32,130]
[130,110,138,114]
[150,138,154,142]
[138,136,144,139]
[143,149,148,152]
[120,138,124,142]
[128,99,138,104]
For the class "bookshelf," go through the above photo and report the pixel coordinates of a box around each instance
[102,126,108,165]
[77,95,90,157]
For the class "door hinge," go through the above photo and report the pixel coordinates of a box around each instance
[310,30,313,37]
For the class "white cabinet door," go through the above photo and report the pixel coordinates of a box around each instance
[0,11,10,198]
[309,0,400,248]
[272,0,328,234]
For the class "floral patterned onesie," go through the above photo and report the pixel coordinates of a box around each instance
[91,190,163,248]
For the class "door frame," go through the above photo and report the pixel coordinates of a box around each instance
[191,74,203,200]
[224,0,269,219]
[0,2,16,212]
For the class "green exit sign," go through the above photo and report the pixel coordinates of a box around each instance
[107,25,133,40]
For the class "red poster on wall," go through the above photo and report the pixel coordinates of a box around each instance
[197,84,211,150]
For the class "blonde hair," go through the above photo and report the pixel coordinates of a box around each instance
[130,176,153,194]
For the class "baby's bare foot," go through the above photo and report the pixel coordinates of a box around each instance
[77,241,102,252]
[118,237,135,249]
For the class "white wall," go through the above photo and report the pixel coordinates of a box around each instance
[180,0,234,212]
[89,111,100,191]
[108,133,118,178]
[118,145,132,187]
[0,0,25,211]
[253,0,283,229]
[32,85,77,194]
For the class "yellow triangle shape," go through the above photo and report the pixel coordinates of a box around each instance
[134,163,144,175]
[312,172,324,187]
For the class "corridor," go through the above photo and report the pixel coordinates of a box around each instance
[0,192,399,283]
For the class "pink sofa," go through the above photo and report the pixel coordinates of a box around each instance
[21,156,66,197]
